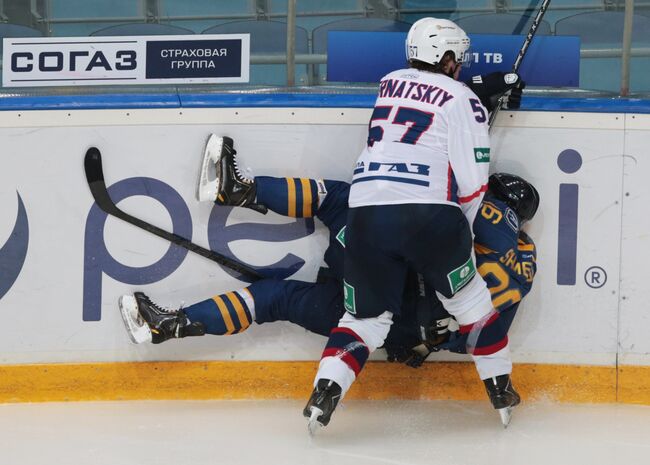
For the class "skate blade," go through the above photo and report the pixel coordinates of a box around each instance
[307,407,324,437]
[118,295,152,344]
[498,407,513,428]
[197,134,223,202]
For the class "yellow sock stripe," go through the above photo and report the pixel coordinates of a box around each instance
[286,178,297,217]
[300,178,312,217]
[212,296,235,335]
[226,292,251,332]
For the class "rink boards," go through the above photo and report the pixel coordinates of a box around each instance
[0,96,649,403]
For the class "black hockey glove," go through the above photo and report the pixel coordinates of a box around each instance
[507,80,525,110]
[432,331,468,354]
[465,72,524,112]
[386,344,431,368]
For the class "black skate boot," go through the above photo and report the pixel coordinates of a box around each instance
[303,378,342,435]
[197,134,267,213]
[483,374,521,427]
[118,292,205,344]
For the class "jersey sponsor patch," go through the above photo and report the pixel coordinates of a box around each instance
[343,280,356,314]
[474,147,490,163]
[447,257,477,294]
[336,226,346,247]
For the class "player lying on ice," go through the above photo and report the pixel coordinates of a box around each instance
[118,135,539,424]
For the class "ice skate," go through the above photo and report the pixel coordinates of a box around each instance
[303,378,342,435]
[196,134,266,213]
[118,292,205,344]
[483,374,521,428]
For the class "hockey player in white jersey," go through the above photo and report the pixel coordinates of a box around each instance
[305,17,518,432]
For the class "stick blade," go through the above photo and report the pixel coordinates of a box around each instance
[84,147,104,184]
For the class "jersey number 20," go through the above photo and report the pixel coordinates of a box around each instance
[367,106,435,147]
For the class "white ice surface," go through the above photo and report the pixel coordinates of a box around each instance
[0,400,649,465]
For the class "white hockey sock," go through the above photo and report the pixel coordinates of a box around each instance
[472,344,513,380]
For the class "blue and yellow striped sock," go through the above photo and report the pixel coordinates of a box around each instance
[184,289,255,335]
[255,176,320,218]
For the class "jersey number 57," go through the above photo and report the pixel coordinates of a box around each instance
[367,105,435,147]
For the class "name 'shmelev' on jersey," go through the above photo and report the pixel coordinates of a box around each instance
[473,197,537,311]
[348,68,491,225]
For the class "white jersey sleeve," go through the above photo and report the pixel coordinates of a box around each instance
[447,89,491,230]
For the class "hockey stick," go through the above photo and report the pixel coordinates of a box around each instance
[488,0,552,131]
[84,147,264,281]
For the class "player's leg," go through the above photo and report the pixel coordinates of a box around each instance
[196,135,258,208]
[408,204,518,424]
[155,279,343,338]
[196,134,351,226]
[118,289,254,344]
[119,278,344,344]
[118,293,206,344]
[248,278,344,337]
[196,133,316,214]
[305,205,407,430]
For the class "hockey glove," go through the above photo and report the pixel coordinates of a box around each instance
[506,81,525,110]
[432,331,468,354]
[466,72,524,112]
[385,344,427,368]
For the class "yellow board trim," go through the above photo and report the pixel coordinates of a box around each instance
[286,178,296,217]
[226,292,250,331]
[300,178,312,217]
[0,361,639,404]
[212,296,235,334]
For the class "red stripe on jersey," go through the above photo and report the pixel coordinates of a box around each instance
[447,164,453,201]
[471,336,509,356]
[459,183,488,204]
[322,347,362,375]
[459,311,500,335]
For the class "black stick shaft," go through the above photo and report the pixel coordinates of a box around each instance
[84,147,264,281]
[488,0,552,131]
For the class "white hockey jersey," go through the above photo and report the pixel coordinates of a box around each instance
[349,68,491,228]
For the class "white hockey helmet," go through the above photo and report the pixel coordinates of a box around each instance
[406,18,470,66]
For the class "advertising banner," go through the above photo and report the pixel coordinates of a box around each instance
[327,31,580,87]
[0,107,637,366]
[2,34,250,87]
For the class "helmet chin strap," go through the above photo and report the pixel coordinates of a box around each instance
[446,62,460,79]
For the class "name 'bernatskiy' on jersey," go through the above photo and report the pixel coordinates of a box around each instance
[349,68,491,211]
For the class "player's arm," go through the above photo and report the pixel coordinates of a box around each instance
[514,230,537,295]
[464,72,525,112]
[447,92,491,229]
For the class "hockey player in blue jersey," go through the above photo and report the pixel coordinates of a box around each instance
[383,173,538,363]
[118,138,539,401]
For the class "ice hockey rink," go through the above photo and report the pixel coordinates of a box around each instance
[2,2,650,465]
[1,399,649,465]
